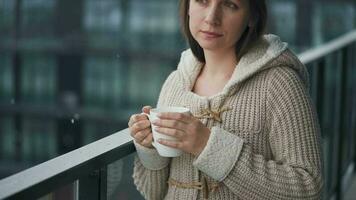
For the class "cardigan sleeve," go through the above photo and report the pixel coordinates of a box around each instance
[193,67,323,199]
[132,71,177,200]
[132,155,170,200]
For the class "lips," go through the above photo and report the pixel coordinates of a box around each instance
[200,30,223,38]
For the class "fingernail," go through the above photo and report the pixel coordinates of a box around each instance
[152,119,159,124]
[157,113,162,117]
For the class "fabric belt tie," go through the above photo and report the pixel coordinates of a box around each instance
[195,107,231,122]
[168,177,220,199]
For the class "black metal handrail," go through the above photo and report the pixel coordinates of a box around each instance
[299,30,356,64]
[0,30,355,200]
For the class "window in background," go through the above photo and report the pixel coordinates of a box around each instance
[312,2,356,46]
[82,121,119,145]
[127,60,174,106]
[20,0,56,47]
[0,54,14,104]
[0,0,15,43]
[84,0,122,48]
[129,1,177,33]
[268,1,297,50]
[83,56,123,109]
[20,54,56,105]
[268,0,356,53]
[21,117,57,162]
[0,117,16,161]
[128,0,181,52]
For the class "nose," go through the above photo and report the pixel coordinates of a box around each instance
[204,5,221,26]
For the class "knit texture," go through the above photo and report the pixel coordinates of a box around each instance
[132,34,323,200]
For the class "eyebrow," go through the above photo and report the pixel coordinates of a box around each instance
[227,0,241,4]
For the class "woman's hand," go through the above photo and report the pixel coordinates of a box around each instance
[128,106,153,148]
[152,112,210,156]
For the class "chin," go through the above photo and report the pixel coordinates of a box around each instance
[198,43,222,51]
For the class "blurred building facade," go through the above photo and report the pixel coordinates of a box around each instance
[0,0,184,176]
[0,0,355,199]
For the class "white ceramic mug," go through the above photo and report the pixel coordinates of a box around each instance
[144,107,190,157]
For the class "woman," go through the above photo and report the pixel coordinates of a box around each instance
[128,0,323,199]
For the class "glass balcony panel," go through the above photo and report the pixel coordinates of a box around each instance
[322,53,339,195]
[37,181,77,200]
[107,153,144,200]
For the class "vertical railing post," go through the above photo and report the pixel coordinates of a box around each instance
[99,166,107,200]
[313,59,327,198]
[78,166,107,200]
[335,47,349,200]
[79,170,100,200]
[352,42,356,169]
[315,59,325,117]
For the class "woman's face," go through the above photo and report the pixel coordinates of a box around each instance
[188,0,251,52]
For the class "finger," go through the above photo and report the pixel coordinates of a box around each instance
[142,106,152,114]
[156,112,190,124]
[133,128,151,142]
[129,114,150,126]
[128,114,138,127]
[135,113,150,121]
[158,138,182,149]
[152,119,185,131]
[131,120,151,133]
[141,133,153,146]
[154,126,185,138]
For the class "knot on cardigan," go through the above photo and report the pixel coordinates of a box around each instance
[195,107,231,122]
[168,177,220,199]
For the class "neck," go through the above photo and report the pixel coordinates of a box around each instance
[202,48,238,80]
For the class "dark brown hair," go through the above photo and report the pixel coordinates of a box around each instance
[179,0,267,63]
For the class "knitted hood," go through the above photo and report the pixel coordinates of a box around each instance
[176,34,308,97]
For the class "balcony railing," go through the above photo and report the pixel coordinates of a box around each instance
[0,128,136,200]
[299,30,356,200]
[0,30,356,200]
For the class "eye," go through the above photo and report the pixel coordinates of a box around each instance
[224,1,238,9]
[195,0,208,5]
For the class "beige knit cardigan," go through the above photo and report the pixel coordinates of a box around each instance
[132,35,323,200]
